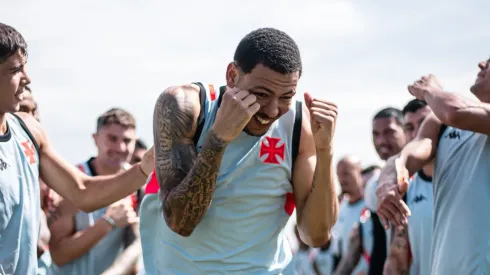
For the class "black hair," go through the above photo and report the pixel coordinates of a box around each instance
[135,138,147,150]
[402,99,428,115]
[361,165,381,175]
[373,107,404,125]
[0,23,27,63]
[233,27,302,76]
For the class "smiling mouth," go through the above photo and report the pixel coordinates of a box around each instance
[255,115,271,125]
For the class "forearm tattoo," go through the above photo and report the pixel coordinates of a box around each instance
[153,88,227,235]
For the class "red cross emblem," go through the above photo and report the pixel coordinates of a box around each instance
[21,140,36,164]
[259,136,285,164]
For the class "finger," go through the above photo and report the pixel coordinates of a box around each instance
[128,217,140,224]
[382,201,404,227]
[247,102,261,115]
[234,90,250,100]
[310,107,337,117]
[311,112,336,126]
[304,92,313,110]
[397,179,410,195]
[225,87,243,95]
[310,100,337,110]
[241,94,257,106]
[395,199,411,217]
[377,208,393,229]
[310,101,338,114]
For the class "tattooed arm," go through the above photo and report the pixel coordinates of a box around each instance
[384,226,411,275]
[153,85,228,236]
[334,223,362,275]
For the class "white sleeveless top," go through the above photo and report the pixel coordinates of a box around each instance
[139,83,302,274]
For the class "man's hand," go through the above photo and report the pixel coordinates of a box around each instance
[139,146,154,176]
[408,74,444,100]
[303,92,338,150]
[376,158,411,229]
[104,198,139,228]
[211,88,260,142]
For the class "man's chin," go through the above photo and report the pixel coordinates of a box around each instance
[243,127,269,137]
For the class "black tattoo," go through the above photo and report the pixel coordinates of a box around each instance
[384,226,410,275]
[334,224,362,275]
[153,88,227,236]
[46,206,62,227]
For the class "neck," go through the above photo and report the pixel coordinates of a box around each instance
[0,114,7,136]
[422,162,433,177]
[92,157,123,176]
[348,191,363,204]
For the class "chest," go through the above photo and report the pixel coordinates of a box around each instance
[0,137,40,236]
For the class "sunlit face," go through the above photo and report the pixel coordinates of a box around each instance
[226,63,299,136]
[19,90,39,120]
[336,161,362,196]
[372,117,406,160]
[130,148,146,165]
[0,50,31,114]
[93,124,137,168]
[470,58,490,102]
[403,106,431,142]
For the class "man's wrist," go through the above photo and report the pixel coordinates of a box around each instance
[101,214,117,230]
[138,163,150,178]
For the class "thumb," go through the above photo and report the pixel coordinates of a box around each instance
[128,216,140,225]
[398,178,409,194]
[304,92,313,110]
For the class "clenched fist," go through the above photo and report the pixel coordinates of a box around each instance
[304,92,338,150]
[408,74,444,100]
[212,88,260,142]
[105,198,139,228]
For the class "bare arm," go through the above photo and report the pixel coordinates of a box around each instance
[101,224,141,275]
[153,85,227,236]
[48,200,113,266]
[381,113,442,185]
[384,226,411,275]
[333,224,362,275]
[15,113,152,213]
[422,89,490,135]
[293,106,338,247]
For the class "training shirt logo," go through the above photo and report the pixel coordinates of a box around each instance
[259,136,285,164]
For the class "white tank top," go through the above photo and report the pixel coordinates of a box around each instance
[140,83,302,274]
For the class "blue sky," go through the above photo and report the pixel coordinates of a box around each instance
[2,0,489,169]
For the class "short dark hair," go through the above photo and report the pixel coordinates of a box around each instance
[0,23,27,63]
[402,99,428,115]
[96,108,136,131]
[233,28,302,76]
[135,138,147,150]
[361,165,381,175]
[373,107,403,125]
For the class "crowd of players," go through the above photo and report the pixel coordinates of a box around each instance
[1,21,489,275]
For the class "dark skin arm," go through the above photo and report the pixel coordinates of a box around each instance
[377,113,442,228]
[153,85,227,236]
[293,106,338,247]
[384,226,411,275]
[15,113,152,213]
[333,223,362,275]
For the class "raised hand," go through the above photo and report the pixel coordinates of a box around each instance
[211,88,261,142]
[408,74,444,100]
[304,92,338,150]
